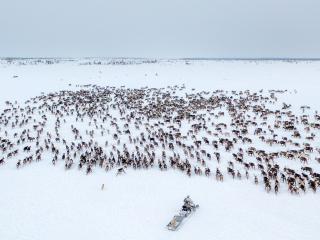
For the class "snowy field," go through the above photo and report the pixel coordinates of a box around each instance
[0,58,320,240]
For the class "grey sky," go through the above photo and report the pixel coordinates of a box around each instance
[1,0,319,58]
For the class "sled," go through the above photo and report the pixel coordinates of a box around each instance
[167,204,199,231]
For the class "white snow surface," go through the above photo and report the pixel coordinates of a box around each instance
[0,58,320,240]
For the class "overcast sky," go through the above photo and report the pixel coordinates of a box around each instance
[1,0,319,58]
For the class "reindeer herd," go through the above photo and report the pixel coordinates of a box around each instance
[0,84,319,195]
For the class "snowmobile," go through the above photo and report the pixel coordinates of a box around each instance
[167,202,199,231]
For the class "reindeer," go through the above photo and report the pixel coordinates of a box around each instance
[274,185,278,195]
[16,160,21,169]
[116,166,127,176]
[265,183,271,193]
[237,170,241,180]
[205,167,210,177]
[86,165,92,175]
[227,167,235,179]
[187,168,191,177]
[254,175,258,185]
[301,166,313,174]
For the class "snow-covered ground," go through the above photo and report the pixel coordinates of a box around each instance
[0,59,320,240]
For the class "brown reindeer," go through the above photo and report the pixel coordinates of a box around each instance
[254,175,258,185]
[116,166,127,176]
